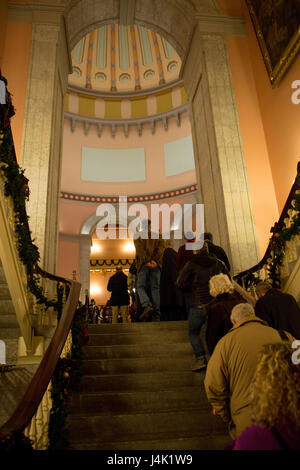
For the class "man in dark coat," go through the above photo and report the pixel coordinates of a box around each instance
[176,242,229,371]
[107,266,130,323]
[255,281,300,338]
[160,241,185,321]
[203,232,231,272]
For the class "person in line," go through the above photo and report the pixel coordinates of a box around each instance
[160,240,185,321]
[205,273,244,355]
[176,241,229,371]
[232,342,300,450]
[255,280,300,338]
[107,266,130,323]
[176,232,196,319]
[204,303,294,440]
[134,219,165,322]
[203,232,231,272]
[176,232,196,272]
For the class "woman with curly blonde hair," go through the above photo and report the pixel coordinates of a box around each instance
[233,342,300,450]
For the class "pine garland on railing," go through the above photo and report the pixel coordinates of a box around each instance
[236,176,300,289]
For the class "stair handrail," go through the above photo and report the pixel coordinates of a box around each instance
[0,277,81,444]
[233,161,300,287]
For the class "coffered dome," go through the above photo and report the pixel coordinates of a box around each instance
[68,24,182,93]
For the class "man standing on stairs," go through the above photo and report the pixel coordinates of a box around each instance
[134,219,165,322]
[176,241,229,371]
[107,266,130,323]
[255,281,300,339]
[204,303,295,440]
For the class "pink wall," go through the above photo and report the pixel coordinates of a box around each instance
[61,113,195,196]
[57,240,80,281]
[2,22,32,160]
[218,0,300,214]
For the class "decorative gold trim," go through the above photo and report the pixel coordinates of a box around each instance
[246,1,300,87]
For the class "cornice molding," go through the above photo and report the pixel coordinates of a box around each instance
[195,14,245,36]
[67,78,185,99]
[60,183,198,204]
[64,103,189,137]
[8,2,65,23]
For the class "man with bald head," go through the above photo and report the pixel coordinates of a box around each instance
[204,303,294,439]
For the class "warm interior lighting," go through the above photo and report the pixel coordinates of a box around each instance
[90,284,101,295]
[91,242,101,254]
[123,241,135,253]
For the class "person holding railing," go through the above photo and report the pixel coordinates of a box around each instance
[255,281,300,339]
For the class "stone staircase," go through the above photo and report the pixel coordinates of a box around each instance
[67,321,229,450]
[0,259,20,364]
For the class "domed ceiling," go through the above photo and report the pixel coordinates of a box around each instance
[68,24,182,93]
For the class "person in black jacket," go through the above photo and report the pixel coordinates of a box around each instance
[255,281,300,338]
[203,232,231,272]
[205,273,244,355]
[176,241,229,371]
[107,266,130,323]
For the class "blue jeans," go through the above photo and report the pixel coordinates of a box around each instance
[136,265,161,314]
[188,306,207,358]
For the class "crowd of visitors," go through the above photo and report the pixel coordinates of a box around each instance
[88,221,300,450]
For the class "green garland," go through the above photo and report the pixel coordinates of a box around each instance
[239,182,300,290]
[48,305,87,450]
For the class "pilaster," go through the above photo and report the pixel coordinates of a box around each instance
[182,24,259,273]
[20,12,71,273]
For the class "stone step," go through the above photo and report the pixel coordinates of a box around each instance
[82,355,194,375]
[87,330,189,346]
[0,285,11,301]
[0,327,21,340]
[68,409,227,446]
[87,321,188,335]
[68,432,229,451]
[80,370,205,393]
[84,342,192,359]
[0,314,19,329]
[69,386,210,415]
[0,299,15,315]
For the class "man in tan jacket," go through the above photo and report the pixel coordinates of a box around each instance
[204,302,294,440]
[134,219,165,321]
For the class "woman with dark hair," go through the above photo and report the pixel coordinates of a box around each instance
[160,240,185,321]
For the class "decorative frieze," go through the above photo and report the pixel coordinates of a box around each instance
[64,103,188,137]
[60,183,198,204]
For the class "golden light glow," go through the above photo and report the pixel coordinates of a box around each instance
[91,242,101,253]
[123,241,135,253]
[90,284,101,295]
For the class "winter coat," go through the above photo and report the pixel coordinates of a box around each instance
[255,288,300,338]
[160,247,184,309]
[232,423,300,450]
[176,244,194,272]
[134,228,165,272]
[176,251,229,307]
[206,240,231,271]
[205,291,245,355]
[204,316,295,439]
[107,271,130,306]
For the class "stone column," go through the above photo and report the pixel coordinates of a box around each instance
[182,25,259,274]
[20,14,71,273]
[80,234,91,303]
